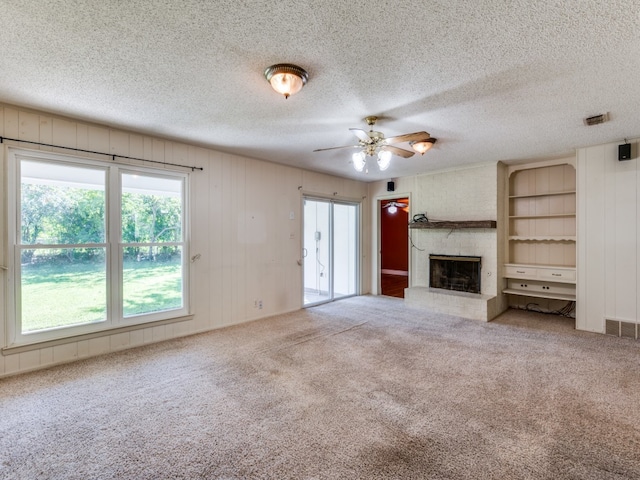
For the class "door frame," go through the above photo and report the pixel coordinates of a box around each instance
[377,192,412,295]
[301,195,361,307]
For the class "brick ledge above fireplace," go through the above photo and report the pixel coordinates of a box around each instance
[404,287,499,322]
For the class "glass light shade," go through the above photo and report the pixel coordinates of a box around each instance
[411,138,436,155]
[387,205,398,214]
[352,151,366,172]
[377,150,392,171]
[264,64,308,99]
[269,73,304,99]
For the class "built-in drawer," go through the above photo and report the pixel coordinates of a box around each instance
[537,267,576,283]
[505,265,537,278]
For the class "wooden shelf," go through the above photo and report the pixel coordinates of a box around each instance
[509,213,575,219]
[509,236,576,242]
[509,190,576,199]
[503,288,576,302]
[409,220,496,229]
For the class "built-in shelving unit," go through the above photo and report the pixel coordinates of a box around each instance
[504,161,576,303]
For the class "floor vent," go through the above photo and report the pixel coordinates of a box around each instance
[605,319,638,339]
[621,322,636,339]
[605,319,619,336]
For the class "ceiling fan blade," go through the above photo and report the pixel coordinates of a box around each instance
[349,128,373,144]
[313,145,361,152]
[384,131,430,144]
[381,145,415,158]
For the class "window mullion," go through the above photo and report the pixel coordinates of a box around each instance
[108,165,122,324]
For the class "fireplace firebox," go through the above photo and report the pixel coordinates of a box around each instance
[429,255,481,294]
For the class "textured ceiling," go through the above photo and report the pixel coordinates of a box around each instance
[1,1,639,181]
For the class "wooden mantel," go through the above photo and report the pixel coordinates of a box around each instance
[409,220,497,229]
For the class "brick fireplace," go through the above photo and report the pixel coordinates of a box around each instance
[397,163,504,322]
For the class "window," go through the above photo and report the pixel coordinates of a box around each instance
[7,149,189,346]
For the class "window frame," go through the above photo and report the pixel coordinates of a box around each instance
[6,147,190,347]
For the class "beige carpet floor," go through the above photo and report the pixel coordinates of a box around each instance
[1,295,640,479]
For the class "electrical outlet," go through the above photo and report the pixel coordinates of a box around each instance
[258,300,263,309]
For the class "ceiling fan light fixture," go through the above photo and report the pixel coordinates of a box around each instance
[377,150,392,171]
[352,151,366,172]
[264,64,308,99]
[387,205,398,214]
[410,138,437,155]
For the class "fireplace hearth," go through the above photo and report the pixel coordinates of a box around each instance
[429,255,481,294]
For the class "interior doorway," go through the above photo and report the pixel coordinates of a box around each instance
[380,197,409,298]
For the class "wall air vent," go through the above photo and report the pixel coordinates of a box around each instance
[584,113,609,126]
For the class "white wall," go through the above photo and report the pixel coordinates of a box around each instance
[0,103,369,376]
[577,138,640,333]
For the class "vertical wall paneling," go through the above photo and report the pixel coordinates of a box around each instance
[88,337,110,356]
[53,343,79,365]
[18,111,40,142]
[151,139,165,164]
[603,146,617,321]
[39,116,53,151]
[52,117,77,149]
[88,125,110,154]
[0,107,5,374]
[613,149,637,321]
[18,350,41,372]
[77,340,90,358]
[576,149,587,330]
[637,141,640,322]
[76,123,89,151]
[128,134,145,163]
[220,154,233,325]
[244,159,263,319]
[208,152,224,329]
[583,145,606,332]
[128,329,144,348]
[110,332,131,351]
[4,107,19,138]
[110,130,130,158]
[233,155,247,324]
[0,103,369,377]
[189,146,210,332]
[4,353,20,375]
[152,325,166,342]
[143,137,153,163]
[576,140,640,333]
[39,347,54,367]
[287,167,304,307]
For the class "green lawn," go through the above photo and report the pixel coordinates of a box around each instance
[21,258,182,333]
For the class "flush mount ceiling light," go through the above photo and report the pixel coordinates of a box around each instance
[314,116,433,173]
[264,64,308,99]
[410,138,437,155]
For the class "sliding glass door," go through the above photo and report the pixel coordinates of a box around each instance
[303,198,358,306]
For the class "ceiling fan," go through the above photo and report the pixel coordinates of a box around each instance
[313,116,434,172]
[382,200,408,209]
[382,200,408,214]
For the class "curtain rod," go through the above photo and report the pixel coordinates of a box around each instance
[0,136,204,171]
